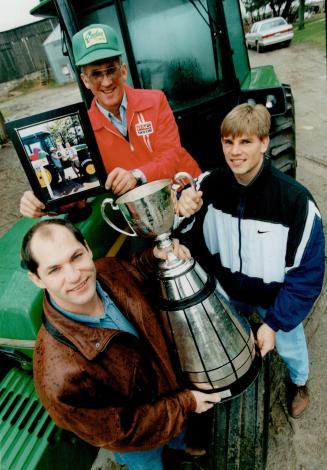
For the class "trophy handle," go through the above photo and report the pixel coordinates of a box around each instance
[174,171,196,190]
[101,198,137,237]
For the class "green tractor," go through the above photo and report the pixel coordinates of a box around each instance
[31,0,296,177]
[0,1,296,469]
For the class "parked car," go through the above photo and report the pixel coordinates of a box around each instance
[246,17,294,52]
[305,4,321,18]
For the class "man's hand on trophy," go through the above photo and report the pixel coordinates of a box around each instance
[153,238,191,261]
[256,323,276,357]
[174,186,203,217]
[190,390,221,413]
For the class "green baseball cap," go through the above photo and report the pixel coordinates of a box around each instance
[72,24,123,66]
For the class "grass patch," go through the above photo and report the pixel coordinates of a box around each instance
[293,15,326,49]
[10,79,39,94]
[9,78,63,95]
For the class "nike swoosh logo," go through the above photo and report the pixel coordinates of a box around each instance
[257,230,270,234]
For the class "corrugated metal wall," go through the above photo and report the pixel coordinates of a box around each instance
[44,26,75,84]
[0,19,58,83]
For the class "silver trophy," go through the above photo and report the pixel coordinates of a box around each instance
[101,173,260,400]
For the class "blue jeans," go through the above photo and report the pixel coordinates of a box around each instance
[274,322,309,385]
[233,301,309,386]
[113,429,186,470]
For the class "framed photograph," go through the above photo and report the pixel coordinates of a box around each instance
[6,102,107,210]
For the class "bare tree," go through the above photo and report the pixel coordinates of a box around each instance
[241,0,270,21]
[0,111,8,145]
[269,0,294,18]
[298,0,306,30]
[242,0,298,21]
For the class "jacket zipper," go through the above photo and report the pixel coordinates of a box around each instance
[237,196,245,281]
[104,123,135,152]
[128,112,135,151]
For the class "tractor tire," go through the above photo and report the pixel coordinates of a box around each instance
[38,164,60,190]
[80,158,98,183]
[268,84,296,178]
[208,355,270,470]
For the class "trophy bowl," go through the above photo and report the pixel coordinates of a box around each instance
[101,179,174,239]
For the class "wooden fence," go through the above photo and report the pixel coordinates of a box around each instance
[0,18,58,84]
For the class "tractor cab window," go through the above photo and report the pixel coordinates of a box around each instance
[123,0,220,110]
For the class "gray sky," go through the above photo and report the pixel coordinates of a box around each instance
[0,0,247,33]
[0,0,42,32]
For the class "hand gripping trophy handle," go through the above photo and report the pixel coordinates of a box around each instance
[174,171,196,191]
[155,171,196,266]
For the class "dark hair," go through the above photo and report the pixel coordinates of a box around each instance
[21,219,87,274]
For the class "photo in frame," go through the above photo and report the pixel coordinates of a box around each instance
[6,102,107,210]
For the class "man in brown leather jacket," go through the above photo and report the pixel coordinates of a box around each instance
[21,218,220,470]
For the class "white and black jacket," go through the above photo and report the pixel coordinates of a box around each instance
[175,159,325,332]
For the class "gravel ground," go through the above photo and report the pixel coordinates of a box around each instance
[249,43,327,470]
[0,42,326,470]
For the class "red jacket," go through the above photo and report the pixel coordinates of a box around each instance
[88,85,202,181]
[33,255,196,451]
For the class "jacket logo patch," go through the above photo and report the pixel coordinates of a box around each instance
[257,230,270,234]
[135,121,154,136]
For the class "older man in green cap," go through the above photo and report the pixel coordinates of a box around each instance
[19,23,201,219]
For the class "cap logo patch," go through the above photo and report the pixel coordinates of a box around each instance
[83,28,107,48]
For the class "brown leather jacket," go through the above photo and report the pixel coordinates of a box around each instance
[33,254,196,452]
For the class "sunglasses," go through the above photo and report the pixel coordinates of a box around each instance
[86,65,121,84]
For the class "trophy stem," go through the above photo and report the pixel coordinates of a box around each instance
[156,232,194,274]
[156,232,173,250]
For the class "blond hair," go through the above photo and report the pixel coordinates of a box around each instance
[221,103,271,139]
